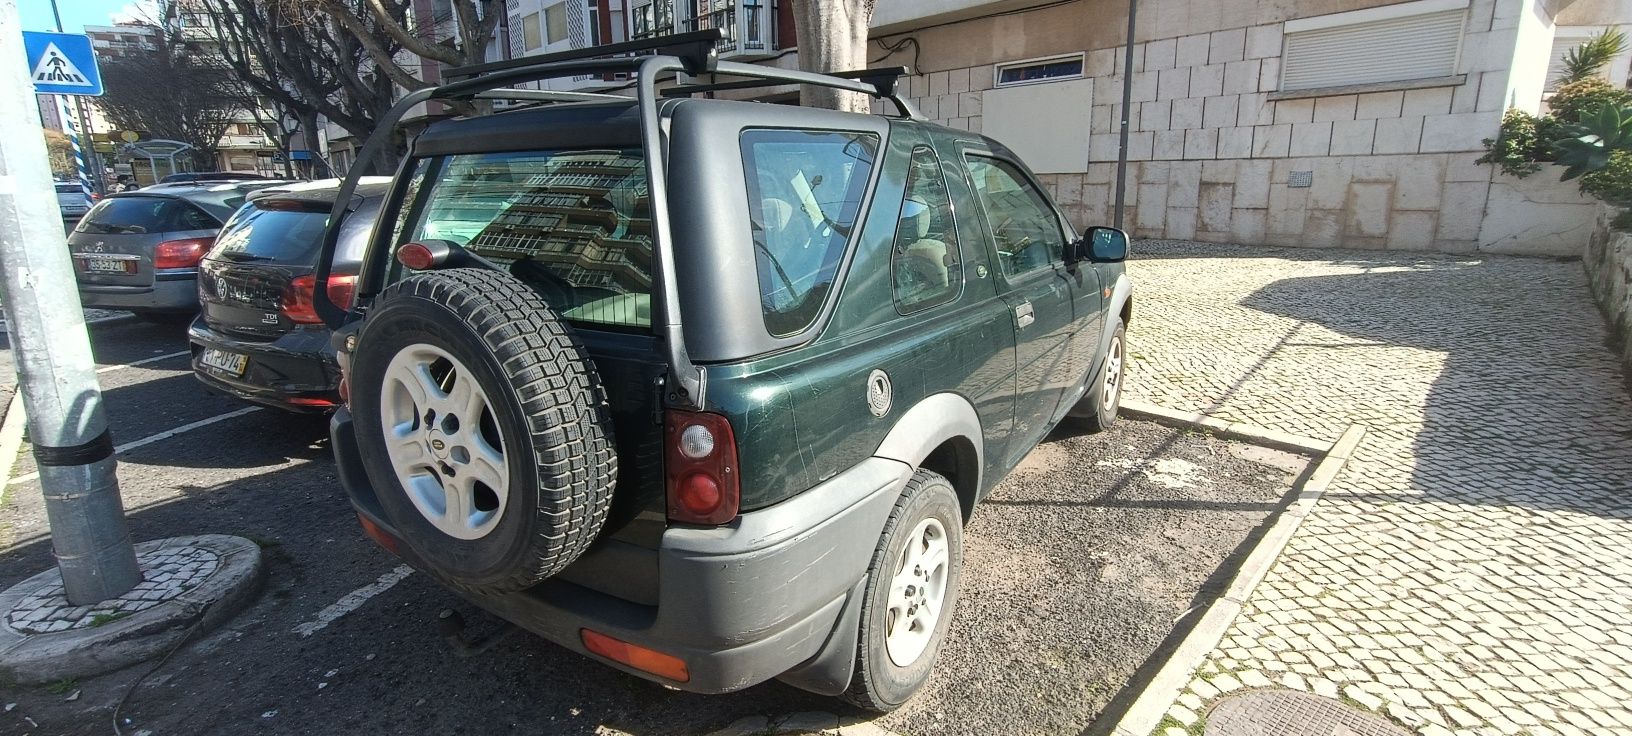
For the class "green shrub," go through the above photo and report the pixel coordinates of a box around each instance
[1478,108,1546,177]
[1550,78,1632,124]
[1581,149,1632,204]
[1555,28,1629,86]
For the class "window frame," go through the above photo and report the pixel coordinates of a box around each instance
[992,52,1086,89]
[957,151,1071,283]
[890,144,964,315]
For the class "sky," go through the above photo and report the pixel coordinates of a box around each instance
[17,0,157,33]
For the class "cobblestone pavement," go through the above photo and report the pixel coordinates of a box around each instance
[1124,241,1632,735]
[5,543,220,634]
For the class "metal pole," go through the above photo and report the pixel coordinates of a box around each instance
[1112,0,1137,230]
[0,0,142,605]
[73,97,101,194]
[57,96,94,202]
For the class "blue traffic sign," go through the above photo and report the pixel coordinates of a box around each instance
[22,32,102,96]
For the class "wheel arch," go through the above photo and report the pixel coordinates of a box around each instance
[872,393,983,521]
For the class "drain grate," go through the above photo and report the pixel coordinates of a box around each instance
[1205,690,1409,736]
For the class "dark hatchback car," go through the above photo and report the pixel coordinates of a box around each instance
[159,171,270,184]
[188,178,389,412]
[69,181,286,321]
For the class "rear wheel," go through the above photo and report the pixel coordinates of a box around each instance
[348,268,617,595]
[843,469,963,712]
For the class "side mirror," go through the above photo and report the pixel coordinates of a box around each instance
[1081,226,1129,262]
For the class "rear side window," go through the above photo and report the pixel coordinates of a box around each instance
[397,149,653,330]
[55,183,80,194]
[741,129,879,337]
[75,196,217,235]
[892,146,962,313]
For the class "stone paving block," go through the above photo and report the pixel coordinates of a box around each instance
[1124,241,1632,735]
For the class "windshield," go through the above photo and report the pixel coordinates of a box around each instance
[55,183,81,194]
[396,148,653,330]
[75,196,218,235]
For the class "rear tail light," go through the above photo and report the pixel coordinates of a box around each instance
[580,629,690,682]
[281,273,358,324]
[664,410,739,525]
[152,237,215,269]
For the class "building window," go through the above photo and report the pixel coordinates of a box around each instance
[632,1,673,40]
[545,2,569,44]
[1280,0,1467,92]
[994,53,1084,87]
[521,12,542,50]
[587,0,602,46]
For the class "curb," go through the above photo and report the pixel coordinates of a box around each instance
[1107,410,1367,736]
[0,534,264,685]
[1118,399,1333,455]
[704,711,904,736]
[0,391,25,507]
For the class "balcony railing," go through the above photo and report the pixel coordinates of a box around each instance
[679,0,773,57]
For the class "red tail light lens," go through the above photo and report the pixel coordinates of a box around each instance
[664,410,739,525]
[280,273,358,324]
[152,237,215,269]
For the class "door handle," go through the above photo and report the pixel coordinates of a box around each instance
[1014,301,1035,328]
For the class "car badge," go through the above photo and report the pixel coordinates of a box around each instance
[261,313,279,324]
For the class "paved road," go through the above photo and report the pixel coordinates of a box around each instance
[1127,241,1632,735]
[1,312,1307,736]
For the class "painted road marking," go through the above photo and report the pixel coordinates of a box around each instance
[96,350,190,374]
[5,406,262,486]
[293,565,416,638]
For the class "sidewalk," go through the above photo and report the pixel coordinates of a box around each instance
[1125,241,1632,735]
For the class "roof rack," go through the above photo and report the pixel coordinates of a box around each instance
[313,31,924,410]
[663,66,912,101]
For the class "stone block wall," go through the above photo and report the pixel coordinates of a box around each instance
[886,0,1602,256]
[1585,206,1632,376]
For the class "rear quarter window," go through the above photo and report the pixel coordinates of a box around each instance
[740,128,879,337]
[75,196,217,234]
[393,149,654,331]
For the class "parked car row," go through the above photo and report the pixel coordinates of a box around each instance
[68,177,388,411]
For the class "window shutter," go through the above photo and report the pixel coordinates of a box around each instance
[1281,9,1466,91]
[1546,35,1586,90]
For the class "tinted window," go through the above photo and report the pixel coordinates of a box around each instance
[75,196,217,234]
[398,149,653,330]
[961,156,1064,277]
[892,146,962,313]
[211,198,379,266]
[55,183,81,194]
[741,129,879,336]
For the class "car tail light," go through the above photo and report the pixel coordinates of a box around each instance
[281,274,358,324]
[664,410,739,525]
[152,237,215,269]
[580,629,690,682]
[287,396,339,408]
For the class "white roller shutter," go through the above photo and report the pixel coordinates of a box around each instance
[1281,8,1467,91]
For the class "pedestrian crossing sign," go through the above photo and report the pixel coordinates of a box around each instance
[22,32,103,96]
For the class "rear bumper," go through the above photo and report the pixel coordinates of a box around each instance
[330,408,909,694]
[78,275,198,312]
[188,320,341,413]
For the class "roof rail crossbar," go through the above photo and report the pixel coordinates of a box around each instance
[445,29,722,81]
[692,60,921,119]
[435,57,650,99]
[473,88,631,104]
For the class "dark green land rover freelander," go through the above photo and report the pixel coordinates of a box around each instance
[315,31,1133,711]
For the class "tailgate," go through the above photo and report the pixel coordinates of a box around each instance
[199,258,306,340]
[68,231,162,288]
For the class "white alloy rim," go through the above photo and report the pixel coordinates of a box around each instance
[884,517,950,667]
[380,344,509,540]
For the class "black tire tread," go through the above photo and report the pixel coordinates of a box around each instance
[842,468,960,712]
[359,268,617,595]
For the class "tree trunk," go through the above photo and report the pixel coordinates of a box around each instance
[792,0,871,112]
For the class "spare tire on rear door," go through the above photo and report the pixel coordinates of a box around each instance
[348,267,617,595]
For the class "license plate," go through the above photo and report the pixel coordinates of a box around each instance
[81,258,134,274]
[200,348,248,377]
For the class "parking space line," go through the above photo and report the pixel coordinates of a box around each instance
[96,350,191,374]
[5,406,262,486]
[292,564,416,637]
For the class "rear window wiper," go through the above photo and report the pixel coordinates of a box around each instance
[216,252,274,262]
